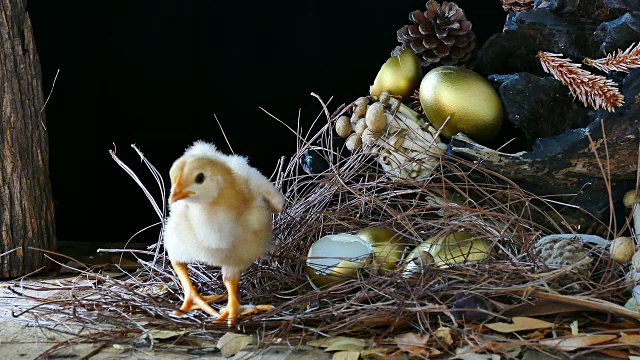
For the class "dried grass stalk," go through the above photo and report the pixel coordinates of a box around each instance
[584,42,640,73]
[537,51,625,112]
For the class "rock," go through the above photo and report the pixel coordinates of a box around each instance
[300,136,348,174]
[450,293,493,323]
[490,73,590,150]
[301,150,329,174]
[476,9,600,77]
[534,0,639,21]
[593,12,640,55]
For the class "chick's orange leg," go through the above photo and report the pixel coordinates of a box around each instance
[214,276,241,326]
[214,277,275,326]
[171,261,223,316]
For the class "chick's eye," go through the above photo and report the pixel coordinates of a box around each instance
[194,173,205,184]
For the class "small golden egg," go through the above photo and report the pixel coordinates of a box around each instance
[370,49,422,101]
[419,66,504,143]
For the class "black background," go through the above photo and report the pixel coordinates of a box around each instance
[26,1,506,245]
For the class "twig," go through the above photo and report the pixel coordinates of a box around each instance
[38,69,60,130]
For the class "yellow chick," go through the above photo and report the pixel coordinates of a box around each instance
[164,141,285,325]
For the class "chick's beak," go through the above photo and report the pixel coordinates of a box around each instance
[169,171,194,204]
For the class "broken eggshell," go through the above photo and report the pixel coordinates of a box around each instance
[402,245,435,277]
[306,234,374,289]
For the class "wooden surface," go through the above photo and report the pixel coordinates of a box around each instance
[0,0,56,277]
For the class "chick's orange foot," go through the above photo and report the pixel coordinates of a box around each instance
[212,278,275,326]
[175,291,225,317]
[171,260,224,317]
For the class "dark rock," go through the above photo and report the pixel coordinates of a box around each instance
[448,69,640,230]
[300,150,329,174]
[593,12,640,55]
[490,72,590,150]
[534,0,639,21]
[476,9,600,77]
[450,293,493,323]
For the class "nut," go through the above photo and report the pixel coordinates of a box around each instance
[354,118,368,136]
[611,236,636,264]
[335,116,352,138]
[345,133,362,152]
[365,102,387,134]
[625,190,640,209]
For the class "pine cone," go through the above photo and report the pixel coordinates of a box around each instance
[391,0,476,71]
[501,0,534,12]
[533,235,591,285]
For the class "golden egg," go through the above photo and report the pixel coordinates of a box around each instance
[356,227,410,274]
[370,49,422,101]
[410,231,491,268]
[419,66,503,143]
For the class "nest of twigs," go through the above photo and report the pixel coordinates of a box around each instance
[1,96,635,358]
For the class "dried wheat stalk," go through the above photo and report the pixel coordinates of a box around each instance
[537,51,625,112]
[584,42,640,73]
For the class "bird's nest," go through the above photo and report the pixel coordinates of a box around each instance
[1,97,637,358]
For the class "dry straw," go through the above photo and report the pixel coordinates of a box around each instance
[0,96,632,357]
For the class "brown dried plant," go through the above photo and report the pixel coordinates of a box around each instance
[537,51,625,112]
[584,42,640,74]
[501,0,534,12]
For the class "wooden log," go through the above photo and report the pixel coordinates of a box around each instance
[0,0,56,277]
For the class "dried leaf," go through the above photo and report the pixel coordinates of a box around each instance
[455,345,502,360]
[332,351,361,360]
[216,332,257,358]
[619,333,640,344]
[148,329,188,340]
[485,317,554,333]
[395,333,430,356]
[434,327,453,346]
[325,342,365,352]
[539,334,617,351]
[457,354,501,360]
[308,337,367,351]
[360,346,395,359]
[597,349,632,359]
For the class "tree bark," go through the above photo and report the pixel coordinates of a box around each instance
[0,0,56,278]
